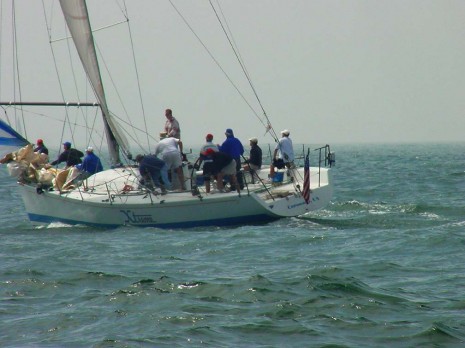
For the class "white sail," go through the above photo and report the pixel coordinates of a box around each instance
[59,0,130,164]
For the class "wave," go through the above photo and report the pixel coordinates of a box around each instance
[408,322,465,344]
[299,199,463,231]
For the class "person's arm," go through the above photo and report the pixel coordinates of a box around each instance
[170,119,180,137]
[51,152,66,166]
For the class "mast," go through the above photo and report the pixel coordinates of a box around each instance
[59,0,130,165]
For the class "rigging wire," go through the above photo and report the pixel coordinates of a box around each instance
[44,4,154,159]
[63,13,90,147]
[11,0,28,140]
[121,0,151,150]
[168,0,266,129]
[93,41,153,157]
[209,0,279,142]
[40,0,142,161]
[80,1,151,156]
[41,0,77,150]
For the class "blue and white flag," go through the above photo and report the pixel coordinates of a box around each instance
[0,119,29,158]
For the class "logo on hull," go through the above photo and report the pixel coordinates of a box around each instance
[120,210,154,224]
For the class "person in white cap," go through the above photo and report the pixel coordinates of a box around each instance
[270,129,294,179]
[76,146,103,177]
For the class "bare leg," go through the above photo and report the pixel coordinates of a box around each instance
[230,174,240,193]
[216,173,224,190]
[269,165,275,178]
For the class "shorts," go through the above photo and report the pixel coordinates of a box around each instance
[273,158,285,169]
[221,159,237,176]
[203,162,214,181]
[162,151,182,170]
[249,163,261,171]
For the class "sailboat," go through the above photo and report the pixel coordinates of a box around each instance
[0,0,334,228]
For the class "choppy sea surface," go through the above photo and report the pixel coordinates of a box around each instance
[2,143,465,347]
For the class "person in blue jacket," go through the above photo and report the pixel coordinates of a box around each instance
[219,128,244,190]
[76,147,103,178]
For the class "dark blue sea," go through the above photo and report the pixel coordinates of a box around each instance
[2,143,465,347]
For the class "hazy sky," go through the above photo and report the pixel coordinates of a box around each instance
[1,0,464,152]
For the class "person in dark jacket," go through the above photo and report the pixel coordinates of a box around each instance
[33,139,49,155]
[204,148,240,194]
[135,154,171,192]
[51,141,84,167]
[243,137,262,183]
[219,128,244,190]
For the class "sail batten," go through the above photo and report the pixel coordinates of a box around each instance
[59,0,130,164]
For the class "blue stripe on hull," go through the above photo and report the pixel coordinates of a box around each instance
[27,213,279,229]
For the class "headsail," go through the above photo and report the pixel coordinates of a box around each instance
[0,119,30,158]
[59,0,130,164]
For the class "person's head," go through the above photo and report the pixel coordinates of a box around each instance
[280,129,290,137]
[86,147,93,154]
[165,108,173,119]
[206,133,214,141]
[135,154,144,163]
[63,141,71,149]
[249,137,258,145]
[36,139,43,146]
[225,128,234,137]
[159,132,168,140]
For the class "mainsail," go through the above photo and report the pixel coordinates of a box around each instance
[59,0,130,164]
[0,119,30,158]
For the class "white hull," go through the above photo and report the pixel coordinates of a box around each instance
[18,166,333,228]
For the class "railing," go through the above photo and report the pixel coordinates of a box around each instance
[313,144,335,187]
[187,144,335,198]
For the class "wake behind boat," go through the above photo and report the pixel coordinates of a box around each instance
[0,0,334,229]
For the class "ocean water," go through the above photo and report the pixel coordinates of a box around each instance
[1,143,465,347]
